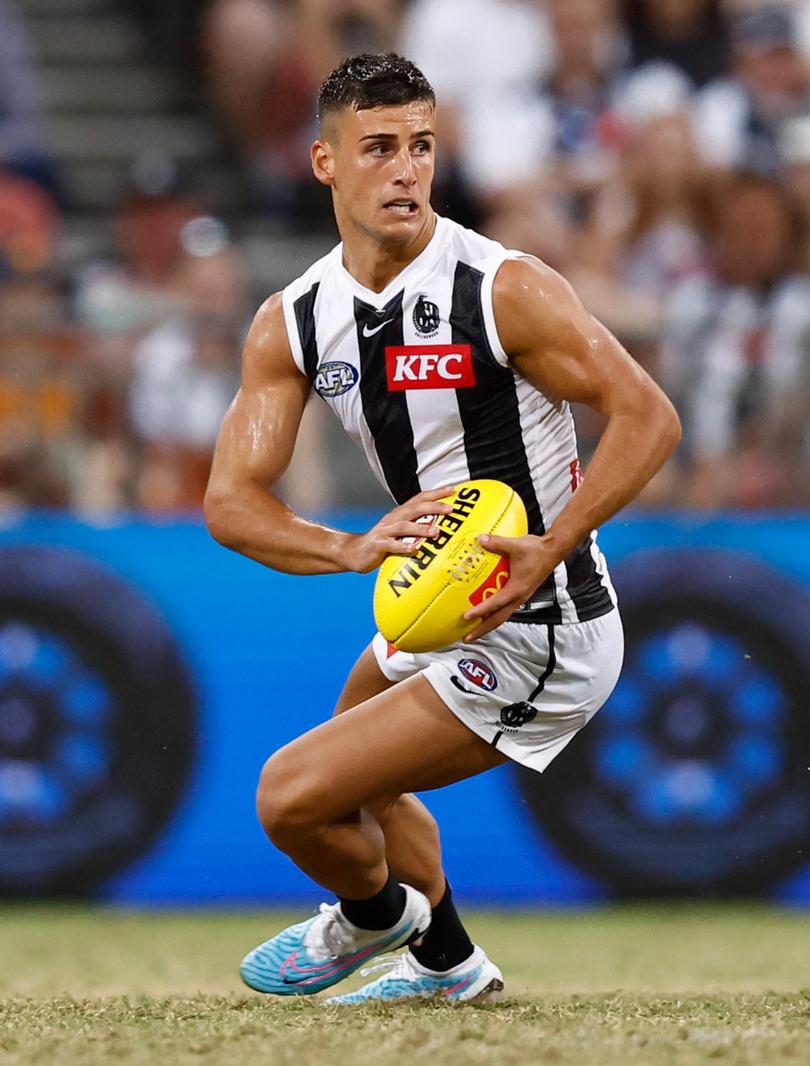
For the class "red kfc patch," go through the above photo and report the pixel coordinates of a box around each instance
[385,345,475,391]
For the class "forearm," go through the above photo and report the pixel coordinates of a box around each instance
[544,400,681,561]
[205,482,355,575]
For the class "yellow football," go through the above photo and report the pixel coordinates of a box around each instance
[373,479,528,653]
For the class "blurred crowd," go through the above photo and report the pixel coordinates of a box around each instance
[2,0,810,514]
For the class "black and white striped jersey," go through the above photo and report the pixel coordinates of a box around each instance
[281,215,615,624]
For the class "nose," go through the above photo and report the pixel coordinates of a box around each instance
[394,146,416,186]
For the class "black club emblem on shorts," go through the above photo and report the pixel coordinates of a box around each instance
[499,701,538,729]
[413,294,440,337]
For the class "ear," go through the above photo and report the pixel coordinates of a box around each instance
[311,139,335,187]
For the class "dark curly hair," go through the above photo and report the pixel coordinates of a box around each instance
[317,53,435,125]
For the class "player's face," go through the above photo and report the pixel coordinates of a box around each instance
[314,100,436,243]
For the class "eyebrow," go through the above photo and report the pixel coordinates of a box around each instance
[359,130,435,142]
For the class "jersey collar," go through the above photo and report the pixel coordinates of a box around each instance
[336,214,446,306]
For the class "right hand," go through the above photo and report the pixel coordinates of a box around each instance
[341,486,456,574]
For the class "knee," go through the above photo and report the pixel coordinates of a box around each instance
[255,747,323,850]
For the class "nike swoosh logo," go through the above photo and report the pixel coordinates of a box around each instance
[450,676,474,695]
[280,954,341,985]
[279,941,385,984]
[362,319,393,337]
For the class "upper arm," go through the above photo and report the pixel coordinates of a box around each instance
[492,257,667,416]
[207,292,311,495]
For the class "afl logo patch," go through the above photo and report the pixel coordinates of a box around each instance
[314,361,358,398]
[457,658,498,692]
[413,294,440,337]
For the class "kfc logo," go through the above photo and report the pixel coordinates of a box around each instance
[385,345,476,391]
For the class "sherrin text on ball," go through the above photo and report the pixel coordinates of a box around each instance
[374,479,528,653]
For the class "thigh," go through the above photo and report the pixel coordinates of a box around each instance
[281,674,507,821]
[387,611,623,773]
[333,643,395,715]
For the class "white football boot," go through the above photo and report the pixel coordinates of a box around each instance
[324,944,504,1004]
[240,884,431,996]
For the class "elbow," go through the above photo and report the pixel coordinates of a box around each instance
[660,395,682,458]
[639,379,681,459]
[204,484,237,549]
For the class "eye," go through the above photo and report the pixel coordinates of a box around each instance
[413,141,431,155]
[369,143,389,156]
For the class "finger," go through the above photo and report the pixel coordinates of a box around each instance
[387,487,454,523]
[477,533,515,556]
[421,485,456,500]
[379,538,422,557]
[389,521,440,540]
[464,603,517,643]
[379,515,440,536]
[402,500,452,521]
[463,584,523,622]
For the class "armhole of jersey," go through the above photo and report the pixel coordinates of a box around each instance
[480,251,524,368]
[281,285,307,376]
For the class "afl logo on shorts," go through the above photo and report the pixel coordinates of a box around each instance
[315,361,359,398]
[413,294,440,337]
[458,658,498,692]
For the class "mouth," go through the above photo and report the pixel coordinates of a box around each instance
[383,199,419,218]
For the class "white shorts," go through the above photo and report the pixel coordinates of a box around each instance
[372,608,624,774]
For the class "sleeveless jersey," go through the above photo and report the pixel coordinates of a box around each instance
[281,214,615,624]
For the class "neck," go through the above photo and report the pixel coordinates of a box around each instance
[338,209,437,293]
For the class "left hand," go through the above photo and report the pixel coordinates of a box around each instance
[462,533,560,642]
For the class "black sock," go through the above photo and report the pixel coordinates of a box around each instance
[338,870,406,931]
[410,880,474,972]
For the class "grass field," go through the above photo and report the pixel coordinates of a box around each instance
[1,904,809,1065]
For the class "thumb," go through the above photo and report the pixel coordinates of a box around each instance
[478,533,514,556]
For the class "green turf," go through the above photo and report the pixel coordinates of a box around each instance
[1,905,808,1065]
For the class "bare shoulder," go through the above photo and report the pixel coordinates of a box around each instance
[246,291,286,343]
[241,291,304,388]
[492,255,593,360]
[493,254,574,298]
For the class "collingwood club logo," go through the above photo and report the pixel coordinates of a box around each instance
[413,294,440,338]
[499,701,538,730]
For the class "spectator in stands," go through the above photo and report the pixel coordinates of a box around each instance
[416,0,628,267]
[401,0,555,229]
[569,63,710,342]
[0,170,63,331]
[660,171,810,508]
[0,171,94,512]
[76,153,200,333]
[0,0,58,199]
[693,5,810,172]
[202,0,404,219]
[540,0,628,197]
[622,0,729,87]
[781,111,810,268]
[555,66,709,487]
[127,217,246,512]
